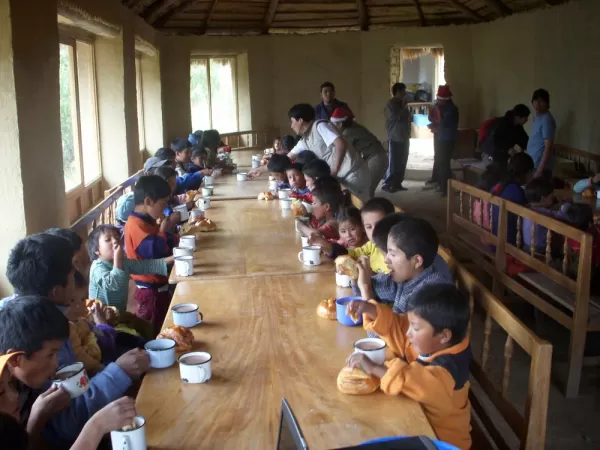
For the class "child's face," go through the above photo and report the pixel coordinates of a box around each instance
[0,369,20,421]
[51,268,77,307]
[65,296,87,322]
[339,220,366,249]
[176,149,191,163]
[191,156,203,167]
[9,340,63,389]
[145,196,169,220]
[272,172,288,184]
[361,211,386,242]
[312,196,331,221]
[384,236,423,283]
[273,139,281,152]
[305,175,316,191]
[286,169,306,190]
[406,312,451,356]
[96,230,120,261]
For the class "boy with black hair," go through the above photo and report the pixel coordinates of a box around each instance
[45,228,90,281]
[125,175,176,331]
[354,216,453,313]
[286,162,310,196]
[155,147,176,166]
[295,150,318,166]
[302,158,331,191]
[296,176,344,241]
[171,138,193,177]
[188,147,212,175]
[280,135,296,154]
[267,154,292,189]
[346,283,472,450]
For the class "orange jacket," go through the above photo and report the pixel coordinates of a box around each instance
[364,301,472,450]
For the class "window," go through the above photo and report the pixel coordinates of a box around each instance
[190,57,238,133]
[58,39,100,192]
[135,53,146,152]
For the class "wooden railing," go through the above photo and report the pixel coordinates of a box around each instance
[220,129,278,150]
[553,144,600,175]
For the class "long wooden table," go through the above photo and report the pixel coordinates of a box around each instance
[170,198,335,283]
[137,274,435,449]
[209,170,268,200]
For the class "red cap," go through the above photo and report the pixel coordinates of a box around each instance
[436,85,452,100]
[330,107,354,124]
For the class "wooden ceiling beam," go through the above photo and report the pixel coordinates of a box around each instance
[154,0,201,27]
[200,0,220,34]
[412,0,425,26]
[444,0,483,22]
[263,0,279,34]
[356,0,368,31]
[142,0,175,23]
[481,0,511,16]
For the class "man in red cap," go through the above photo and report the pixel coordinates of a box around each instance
[428,85,459,197]
[383,83,412,193]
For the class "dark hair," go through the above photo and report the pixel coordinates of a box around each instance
[320,81,335,92]
[372,212,410,252]
[267,154,292,174]
[564,203,593,231]
[154,166,178,182]
[295,150,318,166]
[531,88,550,105]
[45,228,83,252]
[336,206,362,227]
[512,104,531,118]
[392,83,406,96]
[407,284,470,346]
[389,217,438,269]
[155,147,175,161]
[303,159,331,179]
[498,152,534,192]
[86,224,119,261]
[6,234,73,296]
[200,130,221,151]
[171,138,192,153]
[311,177,345,214]
[191,147,208,160]
[524,178,554,203]
[281,135,296,152]
[288,104,315,123]
[361,197,396,216]
[286,162,303,174]
[0,296,70,357]
[133,175,172,206]
[477,163,503,192]
[0,414,28,450]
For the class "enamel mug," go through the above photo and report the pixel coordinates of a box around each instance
[172,303,204,328]
[280,198,292,210]
[353,338,387,366]
[110,415,147,450]
[297,246,321,266]
[173,205,188,221]
[179,235,196,250]
[190,209,204,221]
[144,339,176,369]
[196,197,211,210]
[174,256,194,277]
[203,175,214,186]
[178,352,212,384]
[173,247,193,258]
[52,362,90,398]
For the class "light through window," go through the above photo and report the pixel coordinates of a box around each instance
[136,54,146,152]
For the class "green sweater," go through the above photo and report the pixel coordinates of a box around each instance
[88,258,168,313]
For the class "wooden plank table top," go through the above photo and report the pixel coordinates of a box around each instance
[207,172,269,201]
[137,274,435,449]
[170,198,334,283]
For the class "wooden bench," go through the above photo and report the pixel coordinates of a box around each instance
[553,144,600,176]
[448,179,596,397]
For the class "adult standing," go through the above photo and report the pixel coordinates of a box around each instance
[479,104,530,168]
[526,89,556,179]
[383,83,411,192]
[428,85,459,197]
[330,107,388,197]
[314,82,350,121]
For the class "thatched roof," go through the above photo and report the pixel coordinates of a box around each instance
[123,0,571,36]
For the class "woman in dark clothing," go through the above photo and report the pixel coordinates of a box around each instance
[481,104,530,167]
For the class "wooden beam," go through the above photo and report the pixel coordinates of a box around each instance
[200,0,220,34]
[356,0,368,31]
[154,0,201,27]
[481,0,511,16]
[412,0,425,26]
[142,0,173,23]
[263,0,279,34]
[445,0,483,21]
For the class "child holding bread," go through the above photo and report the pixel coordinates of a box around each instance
[346,283,472,450]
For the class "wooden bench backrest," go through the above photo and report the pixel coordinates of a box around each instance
[554,144,600,175]
[220,129,277,150]
[455,264,552,450]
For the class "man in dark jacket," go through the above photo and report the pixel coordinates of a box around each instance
[480,104,530,166]
[383,83,411,192]
[314,81,350,121]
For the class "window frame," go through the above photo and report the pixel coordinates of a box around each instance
[135,52,146,152]
[190,55,239,132]
[59,33,102,197]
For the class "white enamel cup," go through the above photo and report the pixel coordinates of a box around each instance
[172,303,203,328]
[203,175,214,186]
[278,189,291,199]
[179,235,196,250]
[297,246,321,266]
[174,256,194,276]
[190,209,204,221]
[353,338,387,365]
[280,198,292,210]
[178,352,212,384]
[268,180,278,191]
[302,201,313,214]
[196,197,211,210]
[52,362,90,398]
[110,415,147,450]
[173,247,193,258]
[336,273,352,287]
[144,339,176,369]
[252,160,261,169]
[237,173,248,182]
[201,187,213,197]
[173,205,188,221]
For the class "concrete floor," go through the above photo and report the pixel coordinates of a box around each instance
[377,149,600,449]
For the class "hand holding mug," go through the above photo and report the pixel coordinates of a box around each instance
[29,384,71,426]
[347,299,377,321]
[116,348,151,380]
[91,397,137,434]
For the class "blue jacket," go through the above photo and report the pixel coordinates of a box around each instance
[314,99,350,121]
[434,101,459,141]
[175,172,203,194]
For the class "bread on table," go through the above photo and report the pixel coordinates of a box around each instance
[337,366,380,395]
[180,218,217,235]
[258,191,274,201]
[316,297,337,320]
[335,255,358,279]
[291,199,307,217]
[583,187,596,198]
[185,190,197,202]
[157,325,194,352]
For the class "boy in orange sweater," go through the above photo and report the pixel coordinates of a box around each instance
[347,283,472,449]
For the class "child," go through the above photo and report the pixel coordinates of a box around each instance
[303,158,331,192]
[280,135,296,155]
[295,149,318,165]
[472,163,502,230]
[334,206,367,249]
[297,176,344,241]
[3,236,150,447]
[264,137,281,156]
[171,138,193,177]
[188,147,212,175]
[573,173,600,194]
[124,175,177,331]
[563,203,600,283]
[346,284,472,450]
[354,216,453,313]
[491,152,535,245]
[286,162,310,197]
[312,197,395,274]
[155,166,195,219]
[88,224,172,314]
[522,177,564,254]
[45,228,91,282]
[267,154,292,189]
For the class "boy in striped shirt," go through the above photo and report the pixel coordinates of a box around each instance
[87,225,173,314]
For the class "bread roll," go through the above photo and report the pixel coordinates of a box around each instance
[316,298,337,320]
[337,367,379,395]
[257,191,274,201]
[335,255,358,279]
[157,325,194,352]
[583,187,596,199]
[185,191,197,202]
[291,199,307,217]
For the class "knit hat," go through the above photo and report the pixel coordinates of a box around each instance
[0,352,23,377]
[436,85,453,100]
[330,107,355,124]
